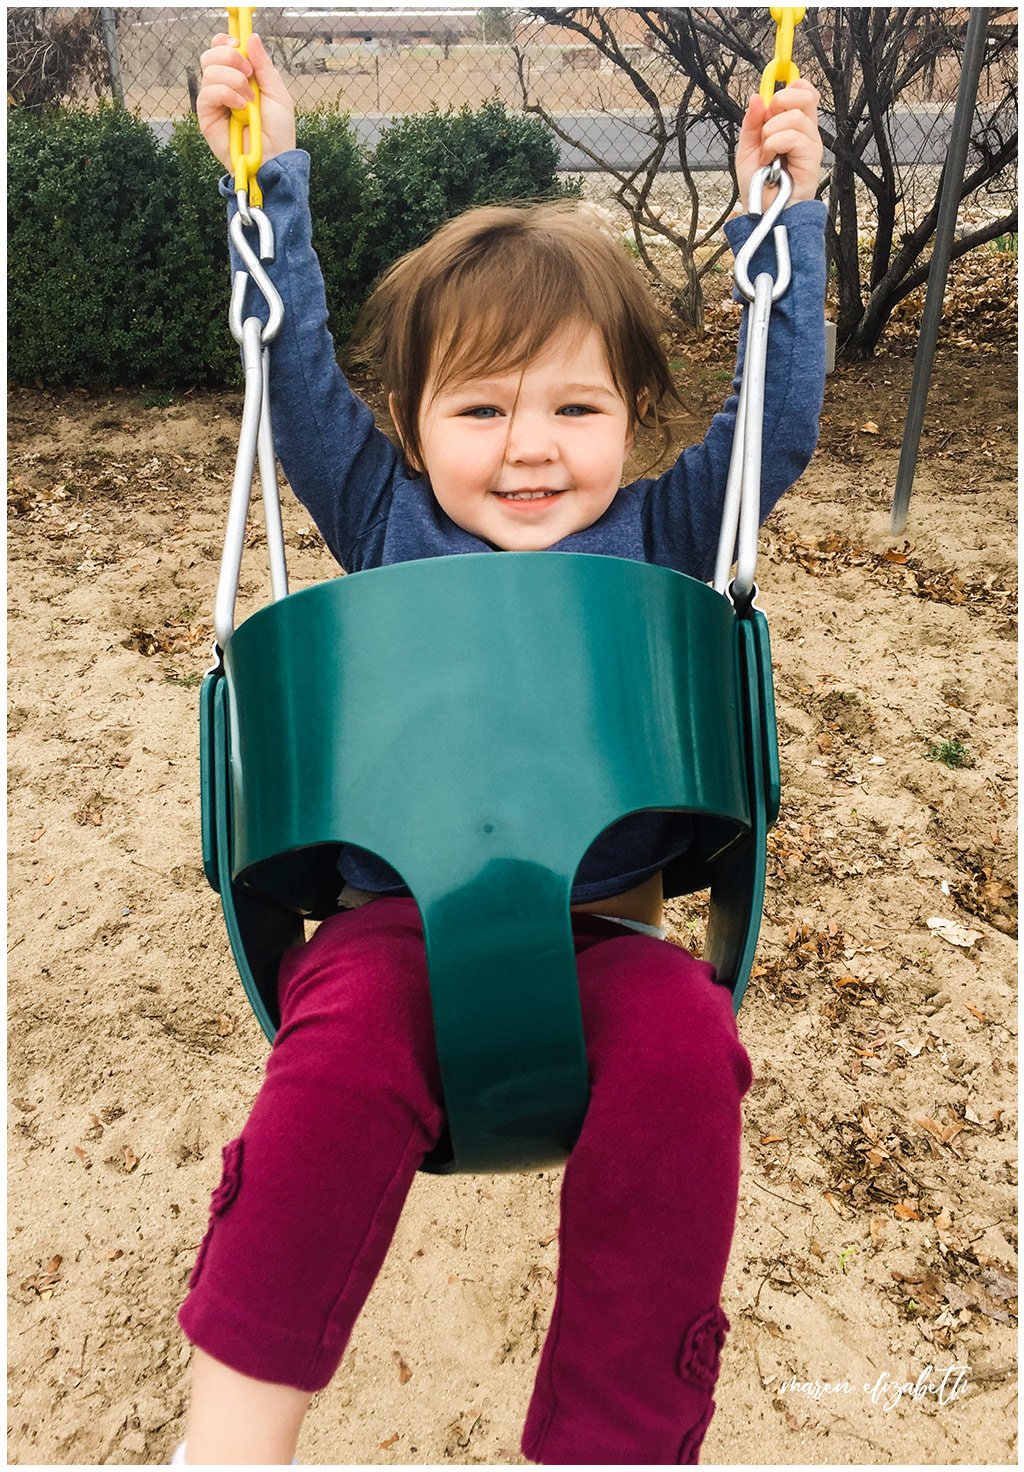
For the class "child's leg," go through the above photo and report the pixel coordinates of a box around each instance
[523,918,752,1466]
[182,1347,308,1464]
[178,898,444,1456]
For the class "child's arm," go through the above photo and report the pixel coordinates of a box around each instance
[640,83,826,580]
[199,36,404,571]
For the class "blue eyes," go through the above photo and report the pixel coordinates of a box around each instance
[459,405,596,419]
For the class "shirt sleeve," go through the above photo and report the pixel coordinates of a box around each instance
[221,152,403,570]
[640,199,828,581]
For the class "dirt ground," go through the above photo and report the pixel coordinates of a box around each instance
[7,267,1018,1466]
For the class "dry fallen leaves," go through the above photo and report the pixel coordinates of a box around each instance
[123,620,214,657]
[392,1350,412,1385]
[23,1256,62,1299]
[926,916,982,949]
[916,1117,965,1146]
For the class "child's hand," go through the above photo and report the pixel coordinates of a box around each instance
[735,79,822,212]
[197,32,296,175]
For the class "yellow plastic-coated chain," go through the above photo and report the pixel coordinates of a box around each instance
[760,7,805,104]
[227,6,262,207]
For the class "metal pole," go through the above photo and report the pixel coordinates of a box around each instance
[99,7,125,109]
[890,7,990,535]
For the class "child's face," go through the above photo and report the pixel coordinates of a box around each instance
[412,326,635,551]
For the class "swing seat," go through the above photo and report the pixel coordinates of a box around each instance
[200,552,778,1173]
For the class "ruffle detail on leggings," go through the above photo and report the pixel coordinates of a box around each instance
[678,1305,729,1389]
[188,1138,244,1289]
[676,1399,715,1464]
[211,1137,244,1215]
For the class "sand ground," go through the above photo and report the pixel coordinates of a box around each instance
[7,282,1018,1464]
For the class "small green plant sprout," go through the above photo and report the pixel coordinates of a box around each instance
[166,671,203,689]
[141,389,174,410]
[839,1245,858,1274]
[927,738,975,769]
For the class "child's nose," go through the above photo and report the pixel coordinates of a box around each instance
[505,413,557,465]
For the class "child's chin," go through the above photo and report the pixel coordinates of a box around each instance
[492,527,563,552]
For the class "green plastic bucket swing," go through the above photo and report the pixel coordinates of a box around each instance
[200,161,791,1175]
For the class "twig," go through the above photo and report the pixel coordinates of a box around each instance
[749,1178,811,1210]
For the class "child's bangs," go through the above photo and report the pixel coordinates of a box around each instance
[426,261,599,400]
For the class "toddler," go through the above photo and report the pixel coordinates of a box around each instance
[177,31,826,1465]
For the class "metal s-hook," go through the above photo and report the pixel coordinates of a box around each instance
[229,207,284,344]
[732,163,793,303]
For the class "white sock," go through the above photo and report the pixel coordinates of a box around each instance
[171,1441,299,1465]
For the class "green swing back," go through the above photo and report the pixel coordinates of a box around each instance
[202,552,773,1172]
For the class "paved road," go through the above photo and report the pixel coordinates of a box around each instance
[151,108,1001,170]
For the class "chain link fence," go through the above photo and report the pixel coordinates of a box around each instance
[52,6,691,154]
[12,6,1015,171]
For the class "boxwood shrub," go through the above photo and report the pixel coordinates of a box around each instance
[8,99,574,387]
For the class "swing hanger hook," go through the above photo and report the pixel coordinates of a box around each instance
[229,208,284,345]
[733,164,793,303]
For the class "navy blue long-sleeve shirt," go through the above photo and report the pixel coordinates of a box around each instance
[223,153,826,902]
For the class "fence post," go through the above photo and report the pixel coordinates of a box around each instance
[99,7,125,108]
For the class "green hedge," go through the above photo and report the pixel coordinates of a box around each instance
[367,100,574,261]
[7,100,575,388]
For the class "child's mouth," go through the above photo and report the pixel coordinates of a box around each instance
[493,489,564,503]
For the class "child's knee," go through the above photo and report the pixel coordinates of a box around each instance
[583,937,751,1103]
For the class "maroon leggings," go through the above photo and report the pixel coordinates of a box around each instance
[178,898,751,1464]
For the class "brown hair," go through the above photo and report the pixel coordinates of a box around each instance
[349,201,683,472]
